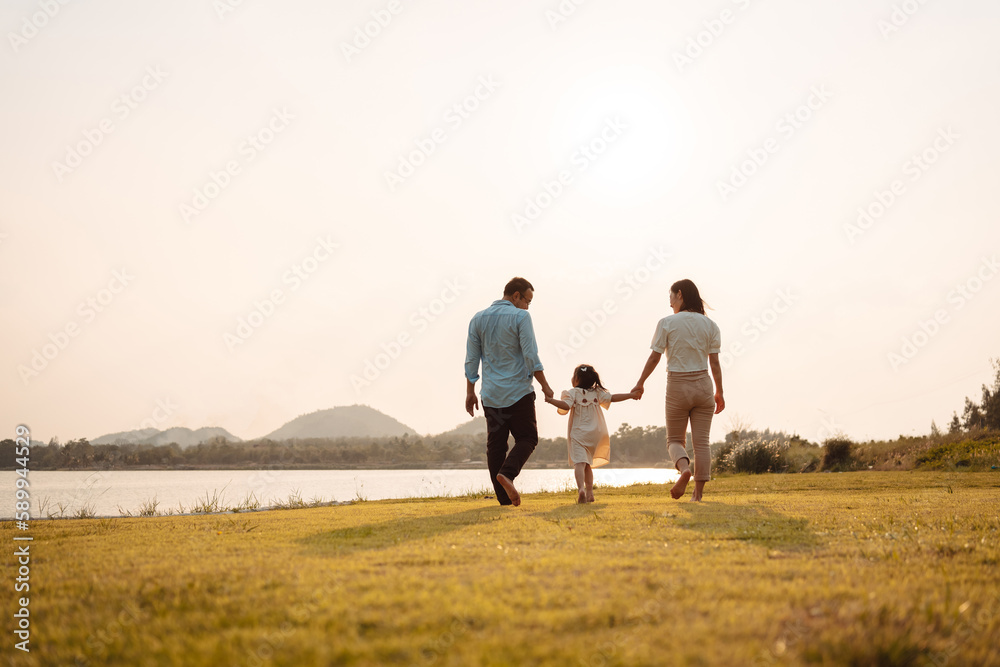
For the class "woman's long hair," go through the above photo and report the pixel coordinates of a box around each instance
[573,364,606,391]
[671,279,708,315]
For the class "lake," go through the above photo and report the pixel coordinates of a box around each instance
[2,468,681,519]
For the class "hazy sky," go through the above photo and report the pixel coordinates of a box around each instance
[3,0,999,447]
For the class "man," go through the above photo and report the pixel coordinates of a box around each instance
[465,277,554,506]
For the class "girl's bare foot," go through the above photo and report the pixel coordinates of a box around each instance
[577,488,587,504]
[496,474,521,506]
[670,470,691,499]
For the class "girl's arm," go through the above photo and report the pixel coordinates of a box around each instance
[545,395,571,411]
[609,392,638,402]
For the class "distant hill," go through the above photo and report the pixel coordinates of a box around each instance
[92,426,240,448]
[263,405,417,440]
[432,417,487,438]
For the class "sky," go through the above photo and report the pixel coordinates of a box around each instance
[2,0,999,447]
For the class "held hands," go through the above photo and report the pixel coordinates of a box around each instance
[630,384,644,400]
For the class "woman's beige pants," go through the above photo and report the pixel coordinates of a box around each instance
[665,370,715,481]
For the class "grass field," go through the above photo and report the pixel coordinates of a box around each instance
[4,472,1000,666]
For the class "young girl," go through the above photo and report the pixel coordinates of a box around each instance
[545,364,637,503]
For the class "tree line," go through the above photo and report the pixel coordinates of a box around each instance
[6,359,996,471]
[1,426,677,470]
[946,360,1000,433]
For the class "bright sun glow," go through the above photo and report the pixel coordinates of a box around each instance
[549,66,696,203]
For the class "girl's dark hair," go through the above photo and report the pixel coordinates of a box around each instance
[671,279,708,315]
[573,364,606,391]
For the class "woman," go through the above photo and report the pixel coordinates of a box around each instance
[632,279,724,501]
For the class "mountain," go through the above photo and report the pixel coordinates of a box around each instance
[262,405,417,440]
[432,417,487,438]
[92,426,241,448]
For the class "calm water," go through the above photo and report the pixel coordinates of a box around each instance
[2,468,680,519]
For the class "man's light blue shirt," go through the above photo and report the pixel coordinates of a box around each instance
[465,299,544,409]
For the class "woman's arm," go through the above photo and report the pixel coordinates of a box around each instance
[631,351,662,398]
[709,352,725,414]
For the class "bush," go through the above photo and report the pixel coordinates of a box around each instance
[711,441,736,470]
[786,441,822,472]
[822,439,855,471]
[717,437,788,474]
[915,430,1000,470]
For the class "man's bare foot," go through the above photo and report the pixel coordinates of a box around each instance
[670,470,691,500]
[577,488,587,504]
[497,474,520,506]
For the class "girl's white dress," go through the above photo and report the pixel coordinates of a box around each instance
[558,387,612,467]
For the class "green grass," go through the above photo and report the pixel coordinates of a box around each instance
[4,472,1000,666]
[856,430,1000,472]
[915,432,1000,471]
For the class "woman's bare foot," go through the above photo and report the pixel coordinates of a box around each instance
[577,488,587,504]
[691,480,706,502]
[585,491,595,503]
[670,470,691,499]
[496,474,521,506]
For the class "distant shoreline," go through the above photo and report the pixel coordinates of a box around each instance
[22,462,677,472]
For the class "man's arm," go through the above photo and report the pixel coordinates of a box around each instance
[464,320,482,415]
[533,370,554,400]
[518,314,553,399]
[466,379,479,416]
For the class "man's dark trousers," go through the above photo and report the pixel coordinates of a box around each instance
[483,392,538,505]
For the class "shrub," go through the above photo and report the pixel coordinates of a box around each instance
[712,441,736,471]
[915,430,1000,470]
[786,441,822,472]
[718,437,788,474]
[822,438,855,471]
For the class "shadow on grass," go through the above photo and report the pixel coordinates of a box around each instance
[669,501,821,550]
[531,500,608,524]
[299,506,504,555]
